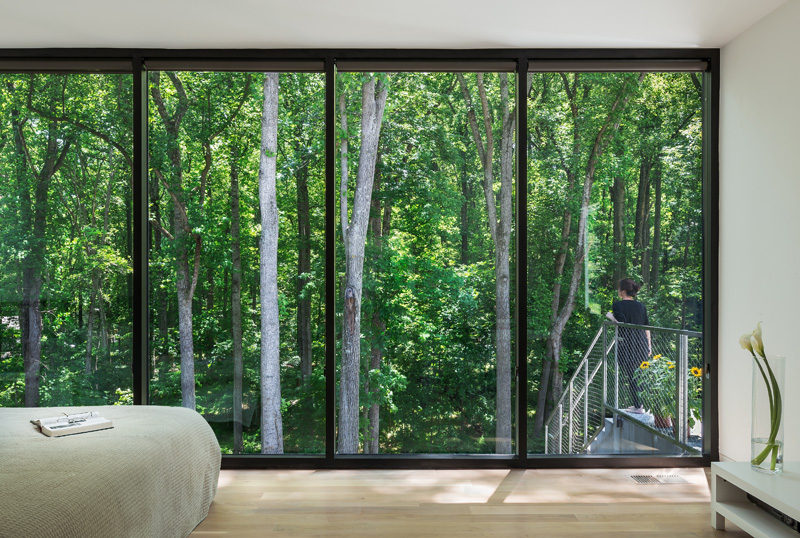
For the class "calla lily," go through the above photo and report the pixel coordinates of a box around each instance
[751,322,765,357]
[740,333,754,353]
[742,322,783,471]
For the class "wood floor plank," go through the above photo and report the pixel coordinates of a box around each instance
[192,468,749,537]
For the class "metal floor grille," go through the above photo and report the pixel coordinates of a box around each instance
[656,474,688,484]
[630,474,688,485]
[630,475,661,484]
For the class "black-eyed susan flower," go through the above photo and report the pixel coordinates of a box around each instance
[652,354,662,360]
[690,366,702,377]
[667,361,675,369]
[639,361,650,369]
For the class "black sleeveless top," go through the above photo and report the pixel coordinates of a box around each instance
[613,299,649,354]
[612,300,648,326]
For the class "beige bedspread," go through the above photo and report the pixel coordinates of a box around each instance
[0,405,220,538]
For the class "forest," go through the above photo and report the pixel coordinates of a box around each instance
[0,68,703,455]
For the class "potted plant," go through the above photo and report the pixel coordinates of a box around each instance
[634,354,675,428]
[634,355,703,434]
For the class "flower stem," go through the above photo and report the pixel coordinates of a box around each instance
[751,354,782,469]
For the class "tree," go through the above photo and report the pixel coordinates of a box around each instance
[338,75,389,454]
[9,76,72,406]
[457,73,515,454]
[364,152,391,454]
[258,72,283,454]
[532,73,643,437]
[150,71,250,410]
[229,139,245,454]
[149,72,197,409]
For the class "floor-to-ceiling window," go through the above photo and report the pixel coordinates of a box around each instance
[0,71,133,407]
[335,69,516,454]
[146,69,326,454]
[526,68,706,456]
[0,53,715,466]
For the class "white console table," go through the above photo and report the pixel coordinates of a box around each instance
[711,461,800,537]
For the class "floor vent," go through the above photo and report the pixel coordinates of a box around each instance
[630,474,688,485]
[630,475,661,484]
[655,474,688,484]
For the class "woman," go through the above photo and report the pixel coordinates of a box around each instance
[606,278,651,413]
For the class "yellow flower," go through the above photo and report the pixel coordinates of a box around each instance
[690,367,703,377]
[751,322,765,357]
[739,333,754,353]
[667,362,675,369]
[652,354,662,360]
[639,361,650,369]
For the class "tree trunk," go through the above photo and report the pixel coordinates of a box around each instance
[230,143,244,454]
[296,161,312,383]
[634,158,652,284]
[366,159,390,455]
[651,164,662,291]
[150,175,169,374]
[98,299,109,368]
[11,78,71,407]
[611,175,626,284]
[459,154,471,265]
[259,73,284,454]
[339,77,389,454]
[21,270,43,408]
[680,217,692,329]
[532,74,643,438]
[495,74,514,455]
[175,244,196,409]
[85,280,98,374]
[457,73,514,454]
[150,72,197,409]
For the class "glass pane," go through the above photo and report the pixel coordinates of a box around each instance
[147,72,326,454]
[526,72,704,455]
[0,73,133,407]
[336,72,516,454]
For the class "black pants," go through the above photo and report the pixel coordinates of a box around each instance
[619,335,647,408]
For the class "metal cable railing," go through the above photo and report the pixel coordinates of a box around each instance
[544,321,703,455]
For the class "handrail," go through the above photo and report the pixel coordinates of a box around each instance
[543,320,704,455]
[542,326,604,428]
[544,321,700,428]
[608,320,702,338]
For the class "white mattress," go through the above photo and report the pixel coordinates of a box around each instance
[0,405,220,538]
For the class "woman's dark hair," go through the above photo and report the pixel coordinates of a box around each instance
[618,278,641,297]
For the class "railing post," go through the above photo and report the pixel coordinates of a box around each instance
[557,403,563,454]
[584,358,589,442]
[677,333,689,446]
[602,324,608,413]
[568,382,574,453]
[544,424,549,455]
[614,325,620,409]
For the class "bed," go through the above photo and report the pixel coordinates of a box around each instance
[0,405,220,538]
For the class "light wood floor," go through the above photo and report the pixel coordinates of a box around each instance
[193,468,748,537]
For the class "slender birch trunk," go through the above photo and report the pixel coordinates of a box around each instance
[339,77,389,454]
[258,73,283,454]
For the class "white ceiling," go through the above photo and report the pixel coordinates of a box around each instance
[0,0,789,49]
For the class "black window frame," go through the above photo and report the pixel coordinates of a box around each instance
[0,48,719,469]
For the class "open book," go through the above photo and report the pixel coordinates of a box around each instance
[30,411,113,437]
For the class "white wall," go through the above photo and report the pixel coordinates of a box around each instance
[719,0,800,461]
